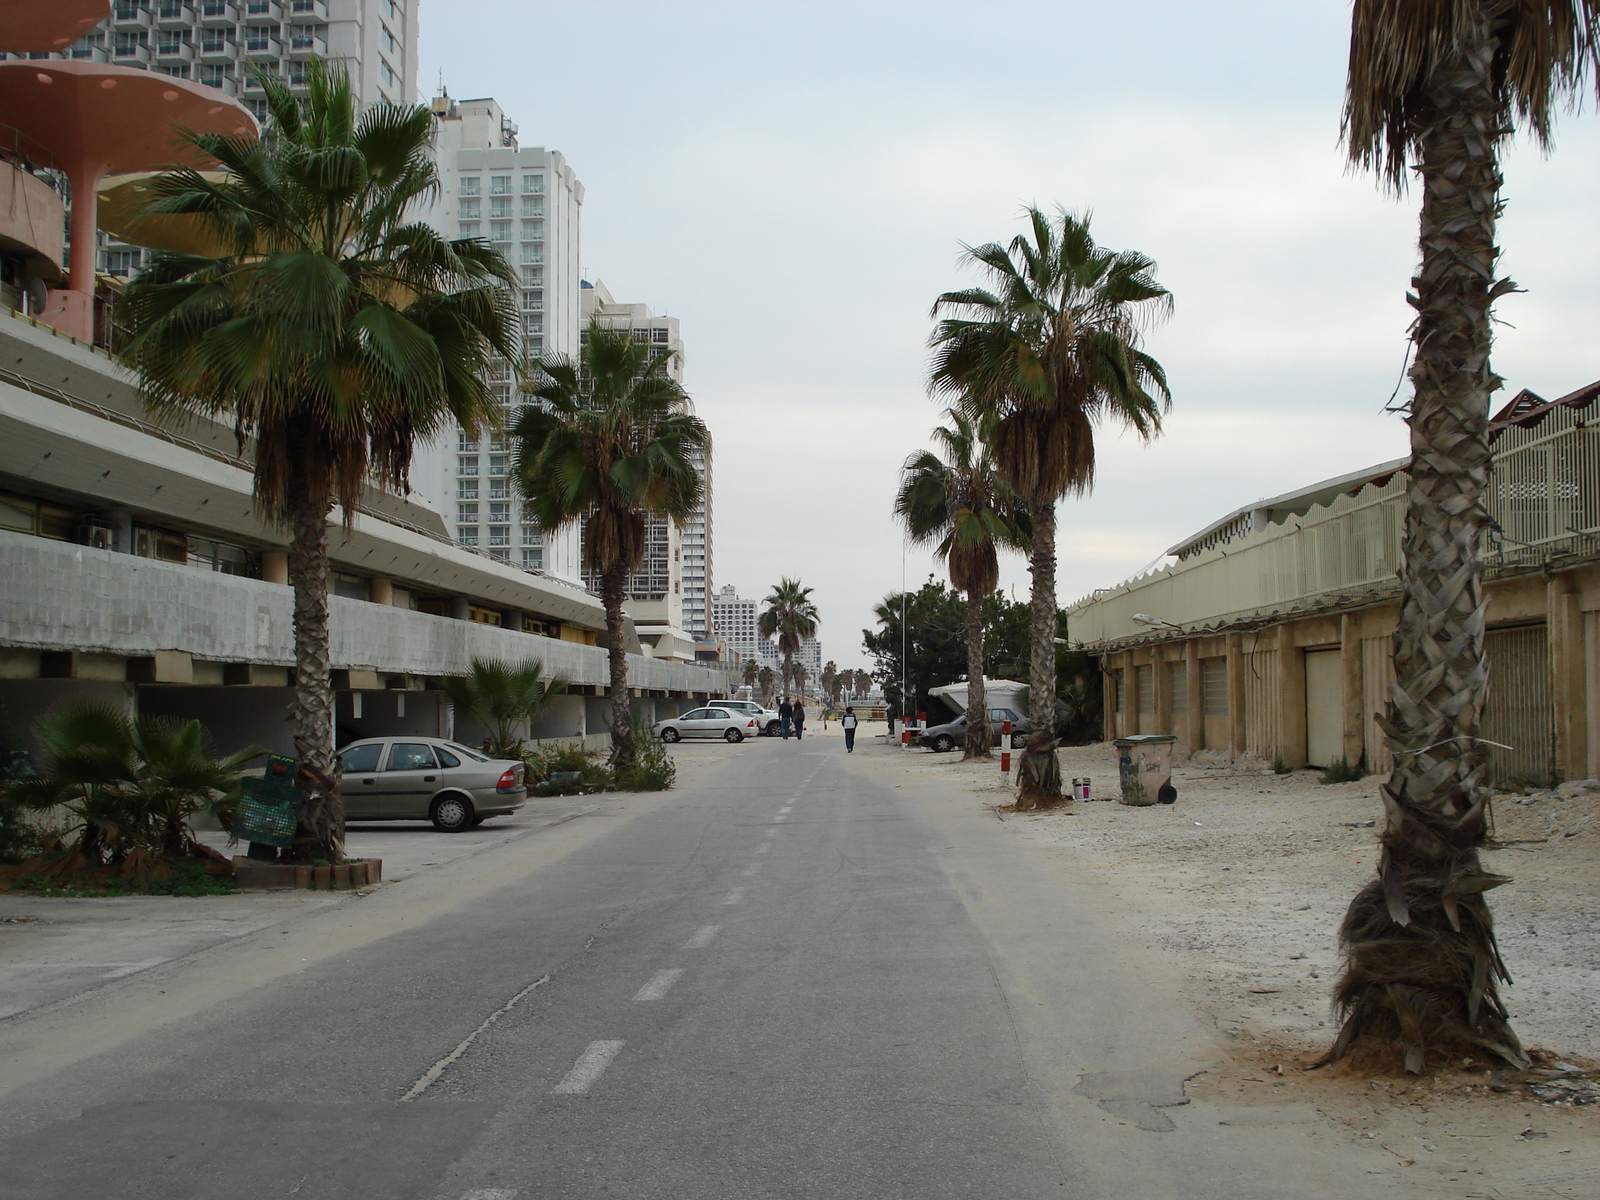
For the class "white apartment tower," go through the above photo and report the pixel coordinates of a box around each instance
[581,279,713,643]
[409,93,586,584]
[711,585,758,667]
[11,0,420,277]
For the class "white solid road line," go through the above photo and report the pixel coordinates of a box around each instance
[722,887,744,905]
[631,968,685,1002]
[683,924,721,949]
[552,1040,625,1094]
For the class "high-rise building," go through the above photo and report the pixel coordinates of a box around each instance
[712,585,758,666]
[408,92,586,585]
[580,279,711,657]
[11,0,420,279]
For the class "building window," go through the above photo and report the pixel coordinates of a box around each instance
[460,176,480,197]
[521,244,543,264]
[457,479,478,500]
[521,219,543,238]
[457,526,478,546]
[522,289,543,310]
[523,173,543,193]
[1113,670,1125,713]
[380,24,396,53]
[458,197,480,218]
[458,433,479,451]
[456,503,479,522]
[490,220,511,241]
[487,455,508,477]
[457,456,479,476]
[521,195,543,217]
[654,328,670,343]
[198,64,227,87]
[1135,666,1154,715]
[1201,660,1228,716]
[1169,662,1188,714]
[457,221,479,238]
[379,58,395,87]
[488,526,510,547]
[490,175,511,195]
[488,502,511,524]
[490,195,511,218]
[488,478,508,499]
[521,266,543,285]
[521,546,543,570]
[523,315,542,335]
[521,527,542,546]
[104,249,142,277]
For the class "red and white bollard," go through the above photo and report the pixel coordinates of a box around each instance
[1000,749,1011,775]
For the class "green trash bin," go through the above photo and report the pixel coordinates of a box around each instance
[1113,735,1177,807]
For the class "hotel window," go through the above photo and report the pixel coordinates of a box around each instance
[457,455,478,476]
[457,221,479,238]
[458,434,479,451]
[379,59,395,87]
[460,176,480,197]
[488,455,508,477]
[489,548,509,563]
[521,243,543,263]
[521,266,542,285]
[488,502,511,523]
[488,478,508,499]
[522,174,543,193]
[654,328,670,343]
[457,479,478,499]
[457,503,478,522]
[521,546,543,569]
[488,434,509,451]
[523,315,542,335]
[380,24,396,53]
[104,249,142,277]
[490,220,511,241]
[490,196,511,218]
[488,526,510,547]
[522,289,542,310]
[490,175,511,195]
[521,195,543,217]
[458,197,480,219]
[521,527,542,546]
[198,64,227,87]
[457,526,478,546]
[521,219,543,239]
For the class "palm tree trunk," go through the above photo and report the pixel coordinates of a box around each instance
[1325,14,1523,1074]
[1017,498,1061,809]
[602,565,634,770]
[963,588,991,761]
[287,488,343,863]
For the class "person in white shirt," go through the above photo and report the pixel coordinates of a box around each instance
[842,706,859,753]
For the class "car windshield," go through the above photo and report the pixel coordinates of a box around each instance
[446,742,489,762]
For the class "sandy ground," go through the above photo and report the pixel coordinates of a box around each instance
[854,737,1600,1200]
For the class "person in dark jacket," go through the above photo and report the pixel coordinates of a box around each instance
[778,698,793,739]
[842,706,858,753]
[792,702,806,739]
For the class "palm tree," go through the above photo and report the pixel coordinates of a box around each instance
[440,657,570,761]
[513,323,707,769]
[821,661,839,708]
[118,64,517,863]
[8,702,262,879]
[790,662,809,700]
[741,658,760,696]
[1324,0,1598,1076]
[895,409,1028,759]
[757,664,776,705]
[759,579,819,707]
[931,208,1170,808]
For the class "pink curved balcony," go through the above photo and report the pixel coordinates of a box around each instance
[0,0,109,53]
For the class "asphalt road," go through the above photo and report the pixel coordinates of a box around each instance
[0,738,1393,1199]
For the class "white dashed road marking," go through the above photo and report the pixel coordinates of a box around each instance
[773,815,787,823]
[461,1190,519,1199]
[757,841,771,853]
[778,805,792,814]
[553,1040,625,1094]
[722,887,744,905]
[632,968,685,1002]
[683,924,721,949]
[742,861,762,876]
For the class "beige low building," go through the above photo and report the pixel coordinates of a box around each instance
[1068,380,1600,787]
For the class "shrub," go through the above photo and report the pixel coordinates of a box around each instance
[1272,755,1292,775]
[1320,756,1362,784]
[613,725,676,793]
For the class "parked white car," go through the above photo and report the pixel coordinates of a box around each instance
[715,699,783,736]
[652,706,760,743]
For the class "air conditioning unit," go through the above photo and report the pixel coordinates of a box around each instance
[77,519,114,551]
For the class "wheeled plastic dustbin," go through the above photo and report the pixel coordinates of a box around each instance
[1113,734,1177,806]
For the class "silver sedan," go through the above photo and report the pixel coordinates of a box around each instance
[335,736,528,831]
[652,706,760,743]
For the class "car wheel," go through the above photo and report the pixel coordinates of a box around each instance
[933,734,955,753]
[661,728,681,743]
[765,721,781,737]
[724,728,744,743]
[430,793,475,832]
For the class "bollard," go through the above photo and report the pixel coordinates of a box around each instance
[901,727,911,746]
[1000,749,1011,774]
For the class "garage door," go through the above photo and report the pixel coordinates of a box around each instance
[1484,624,1553,786]
[1304,648,1342,768]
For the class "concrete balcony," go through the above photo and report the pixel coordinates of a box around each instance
[0,162,65,278]
[111,43,152,65]
[286,0,327,18]
[241,34,281,59]
[285,34,326,58]
[240,0,283,24]
[0,530,729,698]
[153,3,196,28]
[198,1,237,26]
[111,6,152,29]
[153,40,194,64]
[197,36,235,61]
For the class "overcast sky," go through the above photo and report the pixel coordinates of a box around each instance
[420,2,1599,672]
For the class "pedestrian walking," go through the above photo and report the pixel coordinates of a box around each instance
[842,706,858,753]
[778,697,793,740]
[792,702,806,740]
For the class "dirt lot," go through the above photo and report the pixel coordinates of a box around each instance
[868,739,1600,1199]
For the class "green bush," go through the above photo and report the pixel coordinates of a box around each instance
[613,726,676,793]
[12,858,235,898]
[1272,755,1292,775]
[1320,756,1362,784]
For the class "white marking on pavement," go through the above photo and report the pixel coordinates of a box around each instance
[462,1191,519,1200]
[773,815,787,823]
[722,887,744,905]
[632,968,685,1002]
[756,842,772,854]
[400,974,550,1101]
[683,924,721,949]
[553,1040,625,1094]
[778,805,792,814]
[742,861,762,876]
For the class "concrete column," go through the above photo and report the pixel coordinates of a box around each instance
[1277,623,1307,769]
[1548,579,1586,781]
[438,696,455,741]
[1185,640,1202,751]
[369,577,394,606]
[261,551,288,585]
[1340,612,1364,770]
[1226,633,1246,758]
[109,509,133,554]
[1102,653,1116,741]
[1153,646,1172,737]
[504,609,524,633]
[450,597,471,622]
